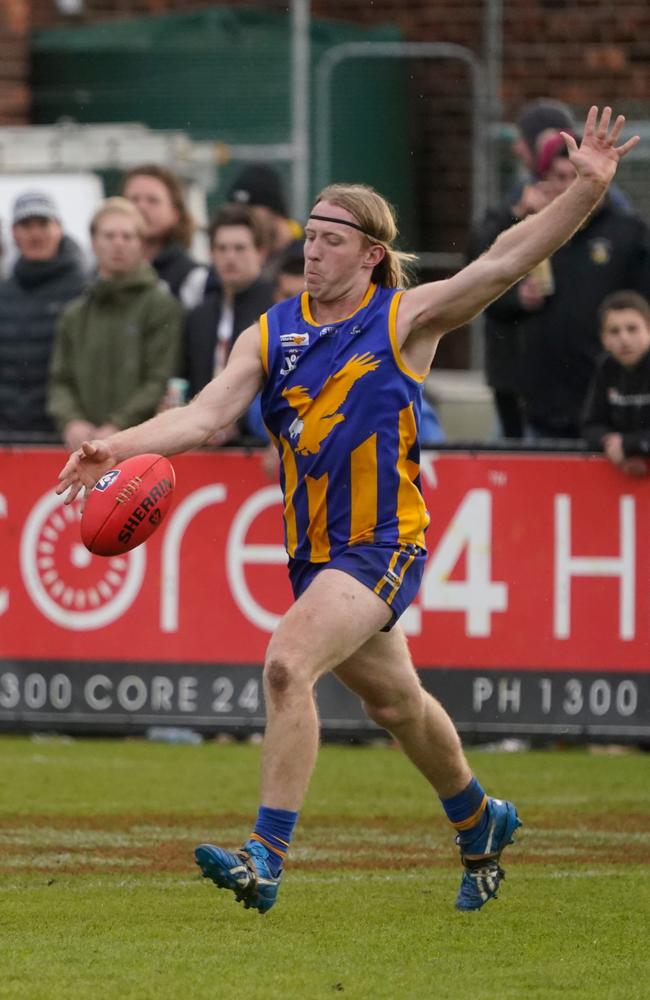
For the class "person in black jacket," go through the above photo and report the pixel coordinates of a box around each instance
[581,290,650,476]
[184,203,274,444]
[515,140,650,438]
[122,165,208,310]
[467,100,577,437]
[0,190,87,438]
[468,99,635,438]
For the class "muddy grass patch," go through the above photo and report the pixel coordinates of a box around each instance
[0,811,647,875]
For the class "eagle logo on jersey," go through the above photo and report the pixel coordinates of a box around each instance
[282,352,380,455]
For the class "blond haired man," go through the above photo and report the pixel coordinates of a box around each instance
[48,197,182,451]
[58,109,637,913]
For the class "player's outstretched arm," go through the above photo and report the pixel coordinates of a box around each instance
[56,323,264,503]
[397,107,639,365]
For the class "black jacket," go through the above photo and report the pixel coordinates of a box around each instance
[479,198,650,436]
[184,276,274,397]
[0,236,86,434]
[467,199,525,395]
[468,196,650,413]
[581,349,650,456]
[152,242,207,310]
[152,243,198,297]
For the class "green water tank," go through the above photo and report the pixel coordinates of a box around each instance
[31,9,415,242]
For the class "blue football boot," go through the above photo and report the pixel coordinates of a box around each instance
[195,838,281,914]
[455,797,522,911]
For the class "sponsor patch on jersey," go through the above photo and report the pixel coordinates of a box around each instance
[349,324,363,337]
[280,352,299,376]
[319,325,338,338]
[95,469,121,492]
[280,333,310,347]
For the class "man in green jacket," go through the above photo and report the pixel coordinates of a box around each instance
[48,197,183,451]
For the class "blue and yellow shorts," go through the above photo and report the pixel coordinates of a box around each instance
[288,543,427,631]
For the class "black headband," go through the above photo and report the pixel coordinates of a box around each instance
[308,213,378,241]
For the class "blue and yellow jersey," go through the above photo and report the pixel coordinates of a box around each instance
[260,283,430,562]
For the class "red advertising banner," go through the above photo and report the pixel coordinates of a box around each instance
[1,447,650,673]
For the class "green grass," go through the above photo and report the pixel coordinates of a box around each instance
[0,737,649,999]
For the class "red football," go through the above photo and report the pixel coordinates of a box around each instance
[81,454,175,556]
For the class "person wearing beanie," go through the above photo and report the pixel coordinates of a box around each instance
[514,98,576,177]
[228,163,289,219]
[226,163,303,280]
[0,190,87,438]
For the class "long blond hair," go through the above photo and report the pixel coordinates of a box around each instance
[313,183,416,288]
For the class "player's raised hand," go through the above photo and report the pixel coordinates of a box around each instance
[56,439,117,505]
[563,106,639,189]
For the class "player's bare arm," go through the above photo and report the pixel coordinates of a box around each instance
[396,106,640,376]
[56,323,264,503]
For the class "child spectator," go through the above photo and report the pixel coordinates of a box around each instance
[581,290,650,477]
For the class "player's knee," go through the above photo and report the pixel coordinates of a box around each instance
[264,656,292,698]
[362,690,422,732]
[263,653,314,708]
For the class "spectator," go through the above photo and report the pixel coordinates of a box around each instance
[274,247,306,303]
[516,137,650,438]
[581,290,650,477]
[512,98,576,182]
[468,97,639,439]
[48,197,182,451]
[512,98,632,214]
[0,191,86,438]
[226,164,304,281]
[184,203,274,444]
[468,101,575,437]
[122,164,208,309]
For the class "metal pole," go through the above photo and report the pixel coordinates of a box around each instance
[314,41,489,368]
[314,42,488,224]
[290,0,311,221]
[483,0,503,203]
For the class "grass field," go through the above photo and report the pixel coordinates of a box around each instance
[1,735,648,1000]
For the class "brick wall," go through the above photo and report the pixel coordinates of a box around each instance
[25,0,650,113]
[0,0,30,122]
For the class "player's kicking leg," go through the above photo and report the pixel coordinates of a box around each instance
[195,569,393,913]
[334,627,522,911]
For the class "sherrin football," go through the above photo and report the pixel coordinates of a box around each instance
[81,454,176,556]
